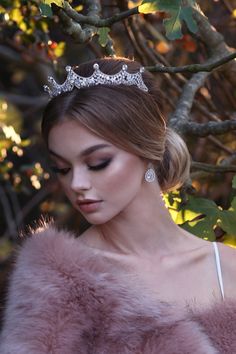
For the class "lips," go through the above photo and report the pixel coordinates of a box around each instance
[76,199,102,213]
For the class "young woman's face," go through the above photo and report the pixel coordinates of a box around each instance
[48,120,148,224]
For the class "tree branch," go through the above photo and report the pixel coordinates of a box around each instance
[178,120,236,136]
[191,161,236,173]
[169,5,236,134]
[62,1,139,27]
[145,51,236,73]
[169,71,208,131]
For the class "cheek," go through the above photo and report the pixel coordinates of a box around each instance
[97,157,144,199]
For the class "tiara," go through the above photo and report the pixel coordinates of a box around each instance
[44,63,148,98]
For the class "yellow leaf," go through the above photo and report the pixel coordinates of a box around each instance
[43,0,64,8]
[138,2,159,14]
[74,5,83,12]
[10,8,23,23]
[223,235,236,248]
[19,21,27,32]
[41,21,49,33]
[54,42,66,57]
[232,9,236,18]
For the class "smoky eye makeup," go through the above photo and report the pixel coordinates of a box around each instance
[88,158,112,171]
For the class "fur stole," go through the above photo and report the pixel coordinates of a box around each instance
[0,225,236,354]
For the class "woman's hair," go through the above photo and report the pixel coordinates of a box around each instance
[42,57,190,192]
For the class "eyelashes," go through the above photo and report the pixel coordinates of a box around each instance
[50,159,112,175]
[89,159,112,171]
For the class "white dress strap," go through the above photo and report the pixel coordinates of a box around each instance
[212,242,225,300]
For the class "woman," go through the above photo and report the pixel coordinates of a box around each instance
[0,57,236,353]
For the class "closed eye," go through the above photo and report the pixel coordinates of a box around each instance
[51,166,70,175]
[88,159,112,171]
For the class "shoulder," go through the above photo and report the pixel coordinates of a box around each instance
[6,224,113,310]
[17,224,86,270]
[216,242,236,298]
[11,224,102,293]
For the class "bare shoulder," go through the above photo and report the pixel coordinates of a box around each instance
[217,242,236,298]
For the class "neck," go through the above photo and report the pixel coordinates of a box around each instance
[89,183,193,258]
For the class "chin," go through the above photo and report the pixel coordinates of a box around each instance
[81,212,118,225]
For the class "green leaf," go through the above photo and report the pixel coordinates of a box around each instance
[230,197,236,211]
[39,3,53,17]
[232,175,236,189]
[181,217,216,241]
[163,9,182,40]
[139,0,198,40]
[180,6,198,34]
[98,27,110,47]
[185,196,219,215]
[218,210,236,236]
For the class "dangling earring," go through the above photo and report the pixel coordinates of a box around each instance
[144,163,156,183]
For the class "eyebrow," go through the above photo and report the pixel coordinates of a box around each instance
[48,144,112,162]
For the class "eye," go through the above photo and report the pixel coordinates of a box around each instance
[88,159,112,171]
[51,166,70,175]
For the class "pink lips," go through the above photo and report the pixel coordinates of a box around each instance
[76,199,102,213]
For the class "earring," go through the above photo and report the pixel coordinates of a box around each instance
[144,164,156,183]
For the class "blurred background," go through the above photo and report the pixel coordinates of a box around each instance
[0,0,236,323]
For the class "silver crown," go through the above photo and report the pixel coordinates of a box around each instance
[44,63,148,98]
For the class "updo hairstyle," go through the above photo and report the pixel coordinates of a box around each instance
[42,57,190,192]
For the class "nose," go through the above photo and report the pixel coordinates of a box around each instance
[70,167,91,192]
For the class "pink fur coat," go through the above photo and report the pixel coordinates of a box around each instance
[0,225,236,353]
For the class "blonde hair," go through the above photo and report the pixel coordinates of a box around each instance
[42,57,190,192]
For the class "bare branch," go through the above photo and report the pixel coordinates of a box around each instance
[145,51,236,74]
[191,161,236,173]
[169,71,208,130]
[192,6,236,87]
[178,120,236,136]
[169,5,236,134]
[62,1,139,27]
[208,136,234,155]
[56,9,95,43]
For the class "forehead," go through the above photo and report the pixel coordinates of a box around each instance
[48,120,108,146]
[48,120,114,159]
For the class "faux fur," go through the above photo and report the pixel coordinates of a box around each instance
[0,225,235,353]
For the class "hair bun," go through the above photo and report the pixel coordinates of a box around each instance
[156,128,191,193]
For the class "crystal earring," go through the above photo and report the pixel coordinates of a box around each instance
[144,164,156,183]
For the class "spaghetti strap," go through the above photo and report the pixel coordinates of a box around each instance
[212,242,225,300]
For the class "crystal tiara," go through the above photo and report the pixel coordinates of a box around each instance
[44,63,149,98]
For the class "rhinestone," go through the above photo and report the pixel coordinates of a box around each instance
[145,168,156,183]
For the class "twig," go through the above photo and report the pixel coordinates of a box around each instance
[208,136,234,155]
[191,161,236,173]
[221,0,234,12]
[62,1,139,27]
[145,51,236,73]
